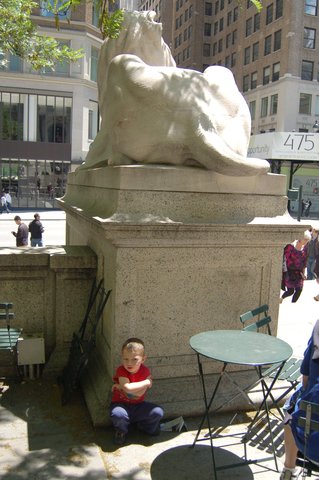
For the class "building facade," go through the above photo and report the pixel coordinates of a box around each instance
[138,0,319,213]
[0,1,103,208]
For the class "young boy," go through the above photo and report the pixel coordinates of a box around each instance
[110,337,164,445]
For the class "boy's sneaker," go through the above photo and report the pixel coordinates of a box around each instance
[113,430,126,445]
[279,467,301,480]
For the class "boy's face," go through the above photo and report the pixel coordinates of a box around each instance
[121,347,145,374]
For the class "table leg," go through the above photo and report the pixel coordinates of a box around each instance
[192,355,228,479]
[243,363,285,472]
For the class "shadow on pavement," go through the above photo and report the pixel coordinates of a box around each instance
[150,445,255,480]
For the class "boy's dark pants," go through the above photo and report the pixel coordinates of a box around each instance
[110,401,164,434]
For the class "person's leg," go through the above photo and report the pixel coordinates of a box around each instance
[133,401,164,435]
[282,288,294,300]
[291,287,302,303]
[283,424,298,469]
[38,239,43,247]
[110,404,130,434]
[307,257,314,280]
[31,239,36,247]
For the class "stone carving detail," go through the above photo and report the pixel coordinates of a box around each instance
[82,11,269,177]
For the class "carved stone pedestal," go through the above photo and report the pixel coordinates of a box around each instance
[59,165,304,426]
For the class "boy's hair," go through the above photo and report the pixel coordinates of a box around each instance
[122,337,145,353]
[14,215,21,221]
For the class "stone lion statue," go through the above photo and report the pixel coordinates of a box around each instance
[81,11,269,177]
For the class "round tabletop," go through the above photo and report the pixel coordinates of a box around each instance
[190,330,293,366]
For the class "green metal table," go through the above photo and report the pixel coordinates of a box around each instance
[190,329,293,478]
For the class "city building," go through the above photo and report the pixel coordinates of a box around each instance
[0,1,105,208]
[138,0,319,214]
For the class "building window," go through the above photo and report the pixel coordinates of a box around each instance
[226,33,231,48]
[274,30,282,51]
[272,62,280,81]
[275,0,283,18]
[301,60,314,80]
[261,97,268,117]
[215,0,219,14]
[315,95,319,115]
[225,55,230,67]
[305,0,318,15]
[266,4,273,24]
[246,17,252,36]
[249,100,256,120]
[231,52,236,67]
[233,6,238,21]
[90,46,99,82]
[41,40,70,77]
[243,75,249,92]
[254,13,260,32]
[40,0,70,18]
[252,42,259,61]
[263,66,270,84]
[203,43,211,57]
[299,93,312,114]
[204,23,211,36]
[227,11,232,26]
[251,71,257,89]
[214,22,218,35]
[244,46,250,65]
[219,17,224,31]
[92,0,100,27]
[220,0,225,9]
[232,29,237,45]
[218,38,223,53]
[270,94,278,115]
[37,95,72,143]
[205,2,212,15]
[88,100,99,141]
[0,92,24,140]
[304,27,316,48]
[264,35,272,55]
[0,52,22,72]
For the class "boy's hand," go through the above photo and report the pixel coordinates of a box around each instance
[112,383,121,392]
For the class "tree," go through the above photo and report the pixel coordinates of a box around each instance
[0,0,123,70]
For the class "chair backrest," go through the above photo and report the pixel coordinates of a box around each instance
[298,401,319,436]
[240,304,272,335]
[0,303,14,327]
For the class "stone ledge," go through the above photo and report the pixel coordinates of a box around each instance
[71,165,286,195]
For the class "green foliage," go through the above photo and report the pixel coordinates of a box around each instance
[100,7,124,39]
[251,0,263,11]
[0,0,83,70]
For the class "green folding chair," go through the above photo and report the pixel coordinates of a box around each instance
[239,304,302,416]
[296,400,319,477]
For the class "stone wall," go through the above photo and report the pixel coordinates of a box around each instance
[0,246,97,375]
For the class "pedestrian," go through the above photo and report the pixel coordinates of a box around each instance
[306,227,318,281]
[280,231,311,303]
[29,213,44,247]
[11,216,28,247]
[0,192,9,213]
[110,337,164,445]
[304,200,312,218]
[4,191,11,211]
[279,319,319,479]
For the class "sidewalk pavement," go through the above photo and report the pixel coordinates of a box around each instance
[1,226,319,479]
